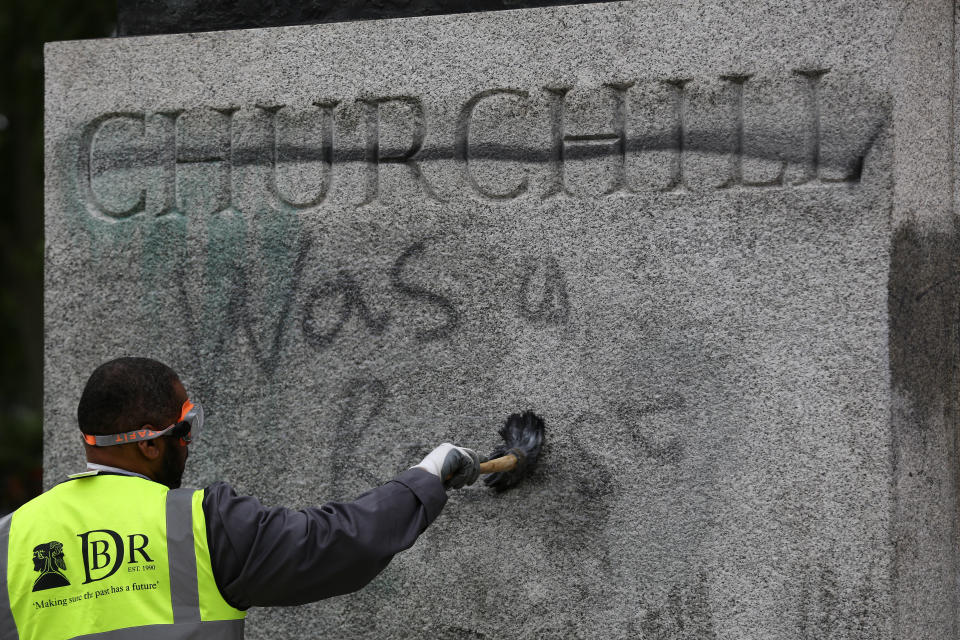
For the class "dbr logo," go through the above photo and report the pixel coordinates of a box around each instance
[77,530,152,584]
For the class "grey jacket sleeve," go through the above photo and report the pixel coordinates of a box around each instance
[202,468,448,609]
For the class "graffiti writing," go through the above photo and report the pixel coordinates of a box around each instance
[798,563,884,640]
[518,254,570,326]
[174,237,462,376]
[390,240,460,342]
[619,393,686,464]
[328,377,389,498]
[637,572,717,640]
[302,271,390,350]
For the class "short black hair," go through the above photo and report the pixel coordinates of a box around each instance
[77,357,181,436]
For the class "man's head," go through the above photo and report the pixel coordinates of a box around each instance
[32,544,46,573]
[32,541,66,574]
[78,357,190,489]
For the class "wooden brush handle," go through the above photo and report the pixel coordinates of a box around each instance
[479,454,519,474]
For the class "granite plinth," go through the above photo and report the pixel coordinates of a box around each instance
[45,1,958,638]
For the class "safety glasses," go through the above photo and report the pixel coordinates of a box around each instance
[83,400,203,447]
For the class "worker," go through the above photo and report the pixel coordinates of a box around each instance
[0,356,481,640]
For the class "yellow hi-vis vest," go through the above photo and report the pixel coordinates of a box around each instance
[0,474,246,640]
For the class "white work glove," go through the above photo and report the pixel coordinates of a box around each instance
[414,443,481,490]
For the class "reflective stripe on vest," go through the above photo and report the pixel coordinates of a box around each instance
[165,489,199,625]
[1,512,18,640]
[3,476,244,640]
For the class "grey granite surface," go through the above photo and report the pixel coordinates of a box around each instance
[45,1,958,638]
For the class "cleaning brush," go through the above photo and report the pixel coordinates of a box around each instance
[480,411,545,491]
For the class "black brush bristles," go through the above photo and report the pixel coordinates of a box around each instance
[483,411,545,492]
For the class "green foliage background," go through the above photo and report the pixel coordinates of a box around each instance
[0,1,115,514]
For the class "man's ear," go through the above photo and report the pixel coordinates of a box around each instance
[136,433,163,461]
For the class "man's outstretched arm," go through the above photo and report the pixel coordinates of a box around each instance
[203,467,447,609]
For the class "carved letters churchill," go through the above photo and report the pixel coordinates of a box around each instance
[77,69,886,220]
